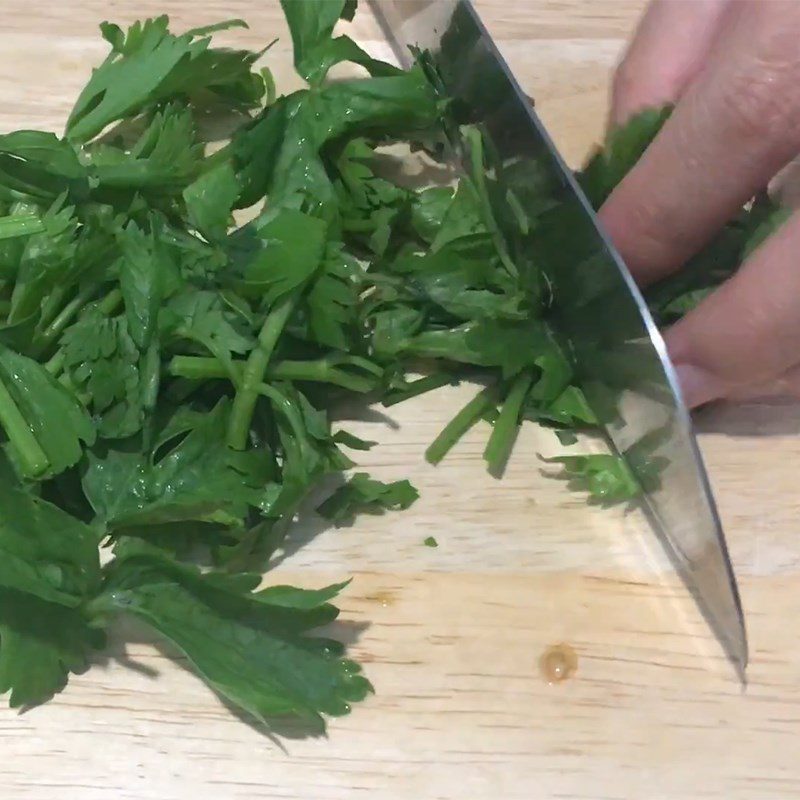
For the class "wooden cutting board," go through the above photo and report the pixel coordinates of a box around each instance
[3,2,800,798]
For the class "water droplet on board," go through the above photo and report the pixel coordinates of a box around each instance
[363,590,397,608]
[539,643,577,684]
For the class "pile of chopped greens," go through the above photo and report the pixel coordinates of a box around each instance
[0,1,785,731]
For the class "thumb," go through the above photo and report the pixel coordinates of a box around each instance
[665,211,800,408]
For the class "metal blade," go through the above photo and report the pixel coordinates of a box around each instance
[371,0,747,677]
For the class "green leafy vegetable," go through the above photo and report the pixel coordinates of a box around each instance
[66,16,266,142]
[425,385,498,465]
[0,3,776,734]
[541,453,640,504]
[317,472,419,524]
[0,344,95,478]
[183,163,240,241]
[484,371,534,475]
[0,593,104,708]
[97,550,371,727]
[0,480,104,706]
[82,400,270,531]
[280,0,399,86]
[578,106,672,206]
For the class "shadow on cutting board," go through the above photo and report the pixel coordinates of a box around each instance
[694,397,800,438]
[98,615,371,744]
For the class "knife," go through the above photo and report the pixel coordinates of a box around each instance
[371,0,748,680]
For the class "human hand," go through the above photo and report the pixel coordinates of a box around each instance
[599,0,800,408]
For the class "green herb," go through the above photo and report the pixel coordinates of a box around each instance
[425,385,498,466]
[555,429,578,446]
[0,2,775,731]
[541,453,640,503]
[317,473,419,525]
[484,371,534,475]
[95,547,371,728]
[423,536,438,548]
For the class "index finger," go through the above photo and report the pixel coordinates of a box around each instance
[599,1,800,286]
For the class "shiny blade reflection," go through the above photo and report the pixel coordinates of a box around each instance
[372,0,747,676]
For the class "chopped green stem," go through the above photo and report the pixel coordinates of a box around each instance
[44,288,122,376]
[505,189,529,235]
[141,342,161,413]
[262,67,277,107]
[93,163,182,189]
[257,383,307,445]
[174,328,241,387]
[483,371,534,474]
[275,361,376,392]
[38,283,70,332]
[140,342,161,452]
[169,355,232,381]
[44,350,65,376]
[96,288,123,316]
[327,371,376,393]
[0,213,44,241]
[56,370,90,405]
[464,126,517,277]
[425,383,498,466]
[337,354,384,376]
[169,355,377,393]
[383,372,456,407]
[35,283,97,355]
[226,291,298,450]
[0,376,49,477]
[256,386,322,486]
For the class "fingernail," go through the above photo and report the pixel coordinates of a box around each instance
[673,364,726,409]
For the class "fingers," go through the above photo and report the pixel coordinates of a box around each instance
[601,1,800,285]
[665,210,800,408]
[610,0,730,127]
[723,365,800,404]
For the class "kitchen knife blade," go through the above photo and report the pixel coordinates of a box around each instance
[371,0,748,678]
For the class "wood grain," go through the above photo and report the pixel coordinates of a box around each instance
[3,2,800,799]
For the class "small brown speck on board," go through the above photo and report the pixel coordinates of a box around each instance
[362,590,398,608]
